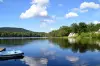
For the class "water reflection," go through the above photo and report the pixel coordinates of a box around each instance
[49,38,100,53]
[21,56,48,66]
[66,56,79,63]
[0,56,24,61]
[73,62,88,66]
[68,38,76,44]
[41,48,56,60]
[0,38,46,47]
[0,38,100,66]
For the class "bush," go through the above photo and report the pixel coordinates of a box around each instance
[80,32,91,38]
[80,32,100,39]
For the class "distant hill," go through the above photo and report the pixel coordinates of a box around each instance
[0,27,32,32]
[0,27,47,37]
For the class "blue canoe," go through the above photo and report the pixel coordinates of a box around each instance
[0,50,24,58]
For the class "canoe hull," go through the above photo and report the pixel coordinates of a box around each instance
[0,55,24,61]
[0,53,24,58]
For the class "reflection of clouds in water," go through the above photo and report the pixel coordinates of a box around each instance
[68,38,76,44]
[43,51,56,56]
[49,43,55,48]
[74,63,88,66]
[94,49,99,52]
[21,56,48,66]
[41,48,47,52]
[40,48,56,60]
[66,56,79,62]
[66,57,89,66]
[73,60,88,66]
[48,41,55,48]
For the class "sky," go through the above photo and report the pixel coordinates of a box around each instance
[0,0,100,32]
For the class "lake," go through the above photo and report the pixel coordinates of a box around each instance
[0,38,100,66]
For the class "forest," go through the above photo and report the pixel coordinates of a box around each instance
[0,27,46,37]
[48,22,100,38]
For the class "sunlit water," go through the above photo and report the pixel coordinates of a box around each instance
[0,38,100,66]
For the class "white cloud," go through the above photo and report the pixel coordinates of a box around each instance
[70,2,100,15]
[58,4,63,7]
[72,8,88,13]
[80,2,100,9]
[41,19,55,24]
[40,19,55,28]
[93,20,100,24]
[31,0,49,6]
[80,9,88,13]
[72,2,100,13]
[39,10,48,17]
[20,0,49,19]
[65,12,78,18]
[72,8,79,12]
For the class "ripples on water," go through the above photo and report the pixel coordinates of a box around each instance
[0,38,100,66]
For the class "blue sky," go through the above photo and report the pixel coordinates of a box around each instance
[0,0,100,32]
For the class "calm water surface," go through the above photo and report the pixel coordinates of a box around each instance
[0,38,100,66]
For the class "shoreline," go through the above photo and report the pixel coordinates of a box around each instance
[0,37,48,39]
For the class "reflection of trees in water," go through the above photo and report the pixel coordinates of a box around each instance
[49,38,100,53]
[0,38,47,46]
[49,38,70,49]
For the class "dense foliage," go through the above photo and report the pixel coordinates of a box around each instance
[48,22,100,37]
[0,27,31,32]
[0,27,47,37]
[49,26,71,37]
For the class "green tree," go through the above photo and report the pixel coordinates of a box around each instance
[87,23,95,32]
[71,23,79,33]
[79,22,87,33]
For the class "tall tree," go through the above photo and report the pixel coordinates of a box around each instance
[87,23,95,32]
[79,22,87,33]
[71,23,79,33]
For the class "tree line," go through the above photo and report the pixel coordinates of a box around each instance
[0,27,47,37]
[0,32,46,37]
[48,22,100,37]
[0,23,100,37]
